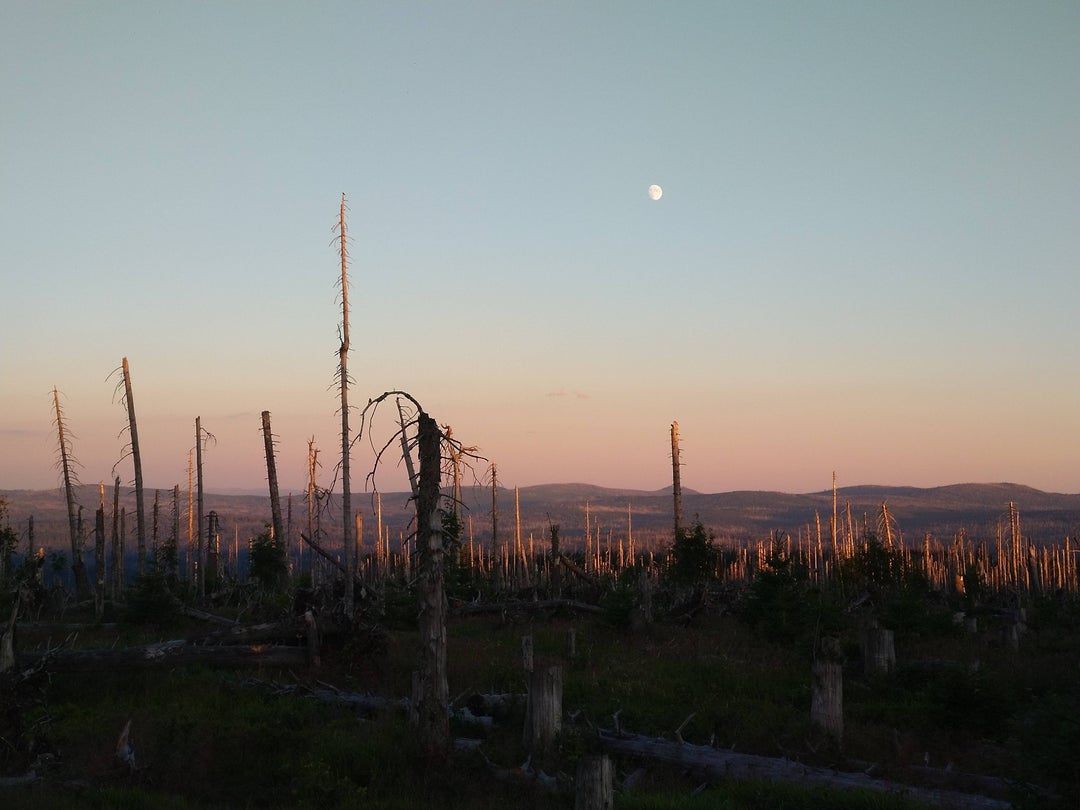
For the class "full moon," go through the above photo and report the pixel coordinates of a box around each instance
[648,184,663,201]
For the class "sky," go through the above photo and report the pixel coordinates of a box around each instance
[2,1,1079,499]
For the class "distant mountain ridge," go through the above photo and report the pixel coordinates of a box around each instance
[2,482,1078,551]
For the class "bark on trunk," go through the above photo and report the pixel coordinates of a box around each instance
[575,755,613,810]
[53,388,90,599]
[671,421,682,538]
[861,623,896,676]
[196,417,205,597]
[337,194,354,618]
[525,665,563,759]
[262,411,285,555]
[121,358,147,575]
[811,660,843,740]
[413,412,448,760]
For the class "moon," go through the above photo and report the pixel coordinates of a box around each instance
[648,184,663,201]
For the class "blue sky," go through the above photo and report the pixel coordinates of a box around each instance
[2,1,1079,497]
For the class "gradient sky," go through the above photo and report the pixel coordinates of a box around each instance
[2,1,1079,498]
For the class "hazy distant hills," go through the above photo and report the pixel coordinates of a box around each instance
[3,482,1079,552]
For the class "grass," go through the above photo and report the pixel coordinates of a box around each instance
[4,589,1080,808]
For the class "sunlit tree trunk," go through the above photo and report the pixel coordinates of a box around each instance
[121,358,147,575]
[671,421,682,538]
[337,194,354,617]
[262,411,285,551]
[196,417,205,597]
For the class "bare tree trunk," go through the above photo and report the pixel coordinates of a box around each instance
[120,358,147,575]
[52,387,89,598]
[575,755,613,810]
[110,477,120,600]
[337,194,354,618]
[261,411,285,550]
[525,665,563,759]
[491,462,501,589]
[95,484,106,619]
[413,412,448,760]
[307,438,318,585]
[205,511,219,591]
[397,397,419,497]
[151,489,160,563]
[671,421,682,538]
[187,449,194,583]
[196,417,205,597]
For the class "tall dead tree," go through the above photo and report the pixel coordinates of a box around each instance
[671,421,683,538]
[117,358,148,575]
[194,418,214,596]
[262,411,285,548]
[52,387,90,598]
[336,194,355,618]
[196,418,205,595]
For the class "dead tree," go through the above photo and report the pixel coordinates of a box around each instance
[261,411,285,549]
[196,418,204,595]
[95,484,106,619]
[491,462,501,589]
[110,477,121,599]
[336,193,355,618]
[193,418,215,596]
[110,358,148,576]
[52,387,90,598]
[671,421,682,538]
[361,391,478,762]
[413,411,448,760]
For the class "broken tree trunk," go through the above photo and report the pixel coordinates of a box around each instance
[524,665,563,759]
[811,659,843,740]
[413,411,449,760]
[262,411,285,555]
[671,421,682,538]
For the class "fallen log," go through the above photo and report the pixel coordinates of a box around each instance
[239,678,410,715]
[188,618,307,645]
[558,554,601,589]
[452,599,602,617]
[17,640,308,673]
[595,729,1012,810]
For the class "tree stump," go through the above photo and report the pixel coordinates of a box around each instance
[861,623,895,675]
[575,754,613,810]
[525,665,563,757]
[811,660,843,741]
